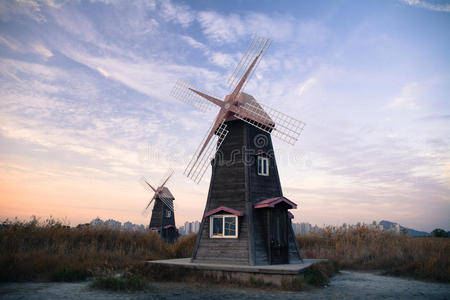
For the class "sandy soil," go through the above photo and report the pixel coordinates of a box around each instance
[0,271,449,299]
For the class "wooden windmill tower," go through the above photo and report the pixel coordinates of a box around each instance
[171,37,305,265]
[140,169,178,243]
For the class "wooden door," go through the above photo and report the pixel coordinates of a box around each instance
[269,208,289,264]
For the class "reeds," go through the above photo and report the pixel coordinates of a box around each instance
[1,218,448,283]
[0,217,196,282]
[297,225,450,282]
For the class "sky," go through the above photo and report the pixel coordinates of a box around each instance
[0,0,449,232]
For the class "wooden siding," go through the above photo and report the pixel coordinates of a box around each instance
[287,219,302,263]
[149,199,163,229]
[192,119,301,265]
[149,197,178,243]
[193,121,249,264]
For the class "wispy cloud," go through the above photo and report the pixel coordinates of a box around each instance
[0,0,46,23]
[29,41,53,58]
[0,0,449,229]
[296,77,317,97]
[197,11,246,43]
[181,35,207,50]
[400,0,450,12]
[387,82,421,110]
[0,35,53,59]
[160,0,195,28]
[0,35,21,51]
[196,10,325,44]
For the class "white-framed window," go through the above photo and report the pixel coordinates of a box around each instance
[257,156,269,176]
[165,210,172,218]
[209,214,238,238]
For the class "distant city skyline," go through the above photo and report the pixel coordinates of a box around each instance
[63,217,440,235]
[0,1,449,232]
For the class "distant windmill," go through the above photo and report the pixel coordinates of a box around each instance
[171,37,305,265]
[140,169,178,243]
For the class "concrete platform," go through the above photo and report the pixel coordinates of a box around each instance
[147,258,327,275]
[148,258,327,275]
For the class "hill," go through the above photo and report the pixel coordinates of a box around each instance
[379,220,430,237]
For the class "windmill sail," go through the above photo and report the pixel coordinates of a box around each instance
[158,187,175,212]
[142,192,157,216]
[234,99,305,145]
[158,169,174,189]
[140,176,156,193]
[140,170,175,213]
[227,36,272,94]
[171,36,305,184]
[171,80,217,112]
[185,119,229,184]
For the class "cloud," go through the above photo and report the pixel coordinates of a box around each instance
[181,35,207,51]
[387,82,421,110]
[104,1,159,38]
[0,55,215,184]
[29,41,53,59]
[0,58,62,80]
[296,77,317,97]
[0,35,21,51]
[386,77,443,113]
[0,0,46,23]
[160,0,194,28]
[0,35,53,59]
[209,52,235,69]
[1,0,449,229]
[58,46,222,103]
[49,4,100,43]
[400,0,450,12]
[420,114,450,122]
[96,67,110,78]
[196,10,327,45]
[0,58,168,179]
[197,11,246,43]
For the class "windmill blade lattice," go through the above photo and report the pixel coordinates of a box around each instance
[158,189,174,212]
[158,169,174,189]
[139,176,156,193]
[171,80,217,112]
[234,101,305,145]
[155,169,175,212]
[142,193,157,216]
[140,170,175,213]
[227,36,272,94]
[185,119,229,184]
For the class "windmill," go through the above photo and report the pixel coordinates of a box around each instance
[140,169,178,243]
[171,37,305,265]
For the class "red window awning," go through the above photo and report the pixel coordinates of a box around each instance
[254,196,297,209]
[205,206,244,217]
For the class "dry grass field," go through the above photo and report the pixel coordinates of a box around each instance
[297,225,450,283]
[1,218,448,284]
[0,217,195,282]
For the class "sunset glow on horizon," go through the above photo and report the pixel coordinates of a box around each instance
[0,0,449,232]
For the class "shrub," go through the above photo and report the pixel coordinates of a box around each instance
[51,267,91,282]
[91,273,148,291]
[431,228,449,238]
[303,262,337,287]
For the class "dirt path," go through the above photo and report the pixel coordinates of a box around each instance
[0,271,449,299]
